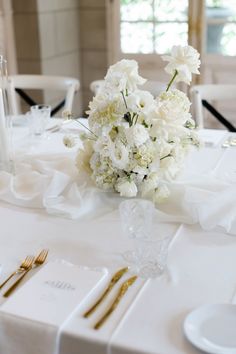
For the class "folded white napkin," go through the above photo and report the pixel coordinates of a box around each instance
[0,261,108,354]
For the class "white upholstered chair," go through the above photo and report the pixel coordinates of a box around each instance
[190,84,236,131]
[8,75,80,116]
[90,79,167,97]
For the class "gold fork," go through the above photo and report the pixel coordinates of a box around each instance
[3,249,49,298]
[83,267,129,318]
[94,275,137,330]
[0,255,35,290]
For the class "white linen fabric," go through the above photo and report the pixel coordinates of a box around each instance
[0,128,235,234]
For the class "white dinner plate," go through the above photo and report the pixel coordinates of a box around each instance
[183,304,236,354]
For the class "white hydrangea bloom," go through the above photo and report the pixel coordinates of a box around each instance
[162,45,200,85]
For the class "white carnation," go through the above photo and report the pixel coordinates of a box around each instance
[162,45,200,85]
[125,124,149,147]
[104,59,146,93]
[116,178,138,197]
[156,89,191,125]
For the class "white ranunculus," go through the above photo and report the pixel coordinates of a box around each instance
[162,45,200,85]
[125,124,149,147]
[104,59,146,93]
[116,178,138,197]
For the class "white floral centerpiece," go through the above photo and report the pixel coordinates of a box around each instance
[64,45,201,203]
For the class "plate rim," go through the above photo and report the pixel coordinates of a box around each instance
[183,303,236,354]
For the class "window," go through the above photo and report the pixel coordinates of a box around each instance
[118,0,236,56]
[206,0,236,55]
[120,0,188,54]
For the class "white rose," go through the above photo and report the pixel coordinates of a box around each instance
[116,178,138,197]
[162,45,200,85]
[104,59,146,93]
[125,124,149,147]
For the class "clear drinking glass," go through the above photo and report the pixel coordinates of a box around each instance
[133,232,171,278]
[119,198,154,262]
[30,104,51,137]
[119,199,171,278]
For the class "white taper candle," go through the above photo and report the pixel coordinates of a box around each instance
[0,88,9,164]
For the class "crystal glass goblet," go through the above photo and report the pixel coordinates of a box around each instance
[119,199,155,264]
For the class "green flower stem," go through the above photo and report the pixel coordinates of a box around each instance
[121,90,128,109]
[160,153,172,160]
[74,119,97,138]
[166,69,178,92]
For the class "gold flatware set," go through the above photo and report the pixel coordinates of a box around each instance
[0,253,136,329]
[0,249,48,297]
[83,267,138,329]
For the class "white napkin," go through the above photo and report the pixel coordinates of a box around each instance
[0,261,108,354]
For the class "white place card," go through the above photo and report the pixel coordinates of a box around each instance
[0,261,107,327]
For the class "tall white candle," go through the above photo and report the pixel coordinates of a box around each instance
[0,88,9,164]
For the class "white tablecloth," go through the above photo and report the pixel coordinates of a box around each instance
[0,122,236,354]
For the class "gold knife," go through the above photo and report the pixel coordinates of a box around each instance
[83,267,129,318]
[94,275,137,330]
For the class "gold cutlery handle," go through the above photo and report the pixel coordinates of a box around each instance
[94,275,137,330]
[83,267,129,318]
[3,268,31,297]
[84,284,112,318]
[0,270,23,289]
